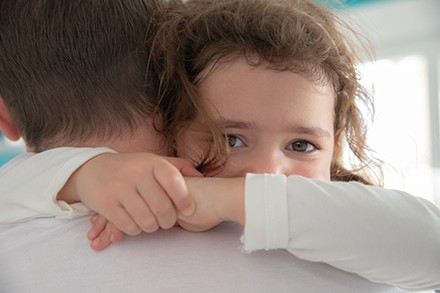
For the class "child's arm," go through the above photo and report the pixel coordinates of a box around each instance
[0,147,116,223]
[87,176,244,251]
[183,175,440,291]
[126,174,440,290]
[0,147,200,238]
[241,175,440,291]
[58,152,201,237]
[86,173,440,290]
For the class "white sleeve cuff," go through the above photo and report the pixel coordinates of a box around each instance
[0,147,116,222]
[243,173,289,251]
[47,147,117,218]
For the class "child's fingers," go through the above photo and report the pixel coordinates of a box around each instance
[87,214,108,240]
[153,160,195,217]
[103,205,142,236]
[134,182,177,230]
[90,222,114,251]
[120,194,162,232]
[109,223,124,243]
[88,216,124,251]
[166,157,203,177]
[90,214,98,224]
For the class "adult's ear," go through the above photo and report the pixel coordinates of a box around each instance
[0,96,20,141]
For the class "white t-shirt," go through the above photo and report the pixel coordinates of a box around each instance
[1,148,440,291]
[0,216,404,293]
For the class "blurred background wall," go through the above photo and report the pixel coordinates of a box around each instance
[339,0,440,204]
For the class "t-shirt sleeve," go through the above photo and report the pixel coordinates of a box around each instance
[0,147,116,223]
[242,173,440,291]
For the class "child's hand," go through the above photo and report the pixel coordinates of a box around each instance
[85,177,246,251]
[59,152,201,237]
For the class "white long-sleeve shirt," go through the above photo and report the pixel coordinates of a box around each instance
[244,174,440,291]
[0,147,115,222]
[1,147,439,291]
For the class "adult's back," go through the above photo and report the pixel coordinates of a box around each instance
[0,216,403,293]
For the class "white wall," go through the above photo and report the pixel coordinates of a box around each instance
[347,0,440,57]
[346,0,440,203]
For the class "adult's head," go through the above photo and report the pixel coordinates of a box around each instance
[155,0,381,184]
[0,0,166,153]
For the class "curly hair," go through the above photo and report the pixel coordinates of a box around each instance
[153,0,383,185]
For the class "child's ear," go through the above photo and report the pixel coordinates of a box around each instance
[0,96,20,141]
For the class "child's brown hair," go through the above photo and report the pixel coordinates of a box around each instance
[155,0,382,185]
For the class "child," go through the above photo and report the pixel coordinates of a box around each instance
[0,0,439,291]
[79,0,440,290]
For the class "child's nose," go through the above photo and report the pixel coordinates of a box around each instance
[245,151,292,175]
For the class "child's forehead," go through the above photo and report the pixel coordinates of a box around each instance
[197,57,336,97]
[197,58,335,125]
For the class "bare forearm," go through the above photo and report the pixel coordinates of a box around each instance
[182,177,246,229]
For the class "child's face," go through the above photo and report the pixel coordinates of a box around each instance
[180,58,336,181]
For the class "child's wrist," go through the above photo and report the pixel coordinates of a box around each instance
[215,177,245,225]
[57,154,102,204]
[57,171,80,204]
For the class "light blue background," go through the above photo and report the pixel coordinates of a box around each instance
[315,0,390,8]
[0,132,25,166]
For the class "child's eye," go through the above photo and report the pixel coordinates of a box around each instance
[286,140,317,153]
[226,134,246,148]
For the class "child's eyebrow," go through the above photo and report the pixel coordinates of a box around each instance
[216,120,254,130]
[216,119,331,138]
[294,126,332,138]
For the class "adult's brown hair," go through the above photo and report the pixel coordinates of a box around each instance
[0,0,164,151]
